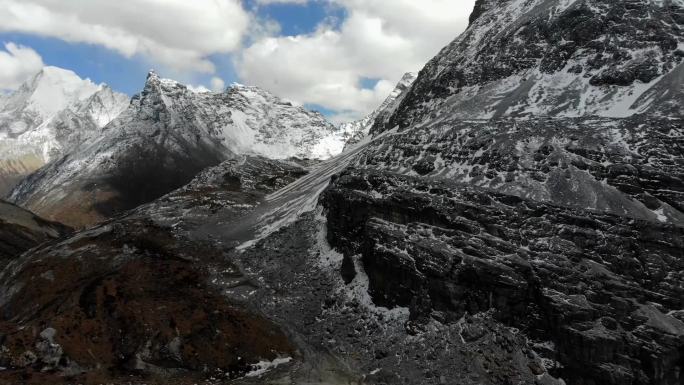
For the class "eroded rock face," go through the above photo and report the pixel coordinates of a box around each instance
[0,217,293,384]
[356,117,684,225]
[322,166,684,385]
[321,1,684,383]
[323,101,684,385]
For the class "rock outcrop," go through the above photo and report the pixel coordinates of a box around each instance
[323,165,684,384]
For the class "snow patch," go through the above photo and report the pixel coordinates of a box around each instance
[244,356,292,378]
[653,208,667,223]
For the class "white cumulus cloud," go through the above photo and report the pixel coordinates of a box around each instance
[0,0,477,122]
[210,77,226,92]
[187,77,226,93]
[235,0,476,121]
[0,0,251,73]
[0,42,44,91]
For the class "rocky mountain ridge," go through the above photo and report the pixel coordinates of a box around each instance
[0,200,71,261]
[373,0,684,134]
[8,72,348,228]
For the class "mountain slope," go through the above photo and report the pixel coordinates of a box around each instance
[9,72,345,228]
[0,67,129,195]
[0,147,558,385]
[373,0,684,134]
[0,200,71,261]
[322,1,684,384]
[361,0,684,225]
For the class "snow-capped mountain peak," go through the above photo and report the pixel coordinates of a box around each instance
[74,85,130,128]
[6,66,103,123]
[0,67,129,196]
[8,73,347,227]
[222,83,343,159]
[143,70,183,92]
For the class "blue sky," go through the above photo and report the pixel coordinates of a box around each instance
[0,32,151,95]
[0,1,336,95]
[249,1,346,36]
[0,0,474,121]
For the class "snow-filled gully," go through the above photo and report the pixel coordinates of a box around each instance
[192,130,394,249]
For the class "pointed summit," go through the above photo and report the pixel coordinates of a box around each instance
[144,69,161,89]
[0,66,128,194]
[141,70,184,95]
[4,66,103,119]
[468,0,496,25]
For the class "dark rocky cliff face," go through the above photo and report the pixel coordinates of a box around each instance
[468,0,496,25]
[323,167,684,384]
[323,1,684,384]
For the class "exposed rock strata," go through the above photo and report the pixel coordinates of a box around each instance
[323,167,684,385]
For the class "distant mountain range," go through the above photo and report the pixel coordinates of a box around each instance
[3,70,356,228]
